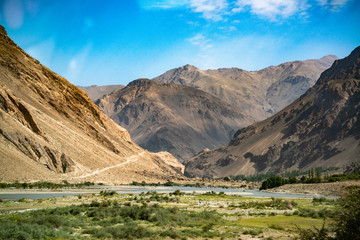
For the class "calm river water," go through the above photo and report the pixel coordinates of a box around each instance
[0,185,336,200]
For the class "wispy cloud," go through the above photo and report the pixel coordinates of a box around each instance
[316,0,351,11]
[188,34,213,50]
[138,0,352,22]
[190,0,229,21]
[235,0,310,21]
[138,0,229,21]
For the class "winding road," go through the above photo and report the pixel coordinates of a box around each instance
[72,151,145,179]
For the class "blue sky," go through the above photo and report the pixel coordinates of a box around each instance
[0,0,359,86]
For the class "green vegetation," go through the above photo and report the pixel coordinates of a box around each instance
[260,169,360,190]
[296,185,360,240]
[230,197,298,210]
[334,185,360,239]
[230,172,277,182]
[130,180,208,188]
[0,181,96,189]
[231,167,340,182]
[0,197,230,239]
[0,185,353,239]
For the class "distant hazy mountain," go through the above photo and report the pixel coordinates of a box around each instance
[153,56,337,122]
[78,84,124,101]
[96,79,251,162]
[185,47,360,178]
[0,25,183,183]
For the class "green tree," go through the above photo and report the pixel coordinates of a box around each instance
[335,186,360,239]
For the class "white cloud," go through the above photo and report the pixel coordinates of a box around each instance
[235,0,310,20]
[188,34,213,50]
[190,0,229,21]
[316,0,350,11]
[138,0,229,21]
[139,0,352,22]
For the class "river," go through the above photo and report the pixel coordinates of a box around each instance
[0,185,337,200]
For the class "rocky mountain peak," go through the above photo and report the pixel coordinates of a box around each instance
[127,78,154,87]
[318,46,360,83]
[0,25,7,36]
[181,64,199,72]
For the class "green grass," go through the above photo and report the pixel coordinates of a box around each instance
[0,190,340,239]
[239,215,327,230]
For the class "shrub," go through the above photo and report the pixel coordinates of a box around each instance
[334,186,360,240]
[90,200,100,207]
[243,229,263,236]
[0,221,67,239]
[269,224,284,230]
[99,190,117,197]
[295,221,329,240]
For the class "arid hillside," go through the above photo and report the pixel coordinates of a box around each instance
[96,79,251,162]
[186,47,360,178]
[154,56,337,122]
[0,25,184,183]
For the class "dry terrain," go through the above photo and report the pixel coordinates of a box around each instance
[0,25,183,184]
[186,46,360,178]
[154,56,337,122]
[269,181,360,197]
[96,79,251,162]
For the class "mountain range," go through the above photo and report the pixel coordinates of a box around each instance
[96,79,251,162]
[0,25,183,183]
[153,56,337,122]
[91,55,337,164]
[185,46,360,178]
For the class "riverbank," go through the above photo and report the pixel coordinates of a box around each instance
[267,180,360,197]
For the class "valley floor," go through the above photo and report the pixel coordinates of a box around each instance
[0,186,342,240]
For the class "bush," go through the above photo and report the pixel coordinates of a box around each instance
[312,197,327,204]
[335,186,360,239]
[243,229,263,236]
[0,221,67,239]
[269,224,284,230]
[99,190,117,197]
[295,221,330,240]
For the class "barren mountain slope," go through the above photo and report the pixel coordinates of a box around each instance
[96,79,251,162]
[78,84,124,101]
[153,56,337,121]
[185,47,360,178]
[0,25,184,183]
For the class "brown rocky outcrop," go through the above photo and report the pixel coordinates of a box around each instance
[96,79,251,162]
[185,47,360,178]
[153,56,337,122]
[0,25,183,183]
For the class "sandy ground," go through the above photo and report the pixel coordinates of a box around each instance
[267,181,360,197]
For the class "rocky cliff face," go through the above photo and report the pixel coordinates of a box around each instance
[185,47,360,178]
[153,56,337,122]
[96,79,251,162]
[0,25,183,183]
